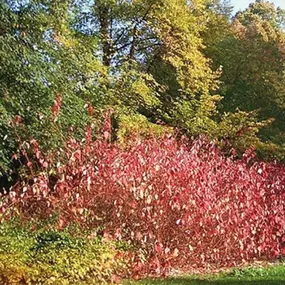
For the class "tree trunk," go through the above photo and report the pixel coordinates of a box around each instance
[98,3,112,66]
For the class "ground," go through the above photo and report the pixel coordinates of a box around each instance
[126,277,285,285]
[124,264,285,285]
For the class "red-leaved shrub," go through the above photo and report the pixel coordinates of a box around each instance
[1,127,285,276]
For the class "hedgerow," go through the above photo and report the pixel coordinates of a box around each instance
[1,117,285,278]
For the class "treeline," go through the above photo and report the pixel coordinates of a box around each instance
[1,0,285,178]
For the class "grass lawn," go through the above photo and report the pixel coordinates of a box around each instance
[124,264,285,285]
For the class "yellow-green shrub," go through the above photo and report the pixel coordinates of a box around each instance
[0,222,128,284]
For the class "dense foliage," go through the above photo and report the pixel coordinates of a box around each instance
[3,0,285,178]
[1,0,285,283]
[204,0,285,157]
[0,221,128,284]
[1,123,285,277]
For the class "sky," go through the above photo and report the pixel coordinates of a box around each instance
[231,0,285,13]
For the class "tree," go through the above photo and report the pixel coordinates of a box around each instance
[73,0,227,137]
[203,0,285,156]
[1,0,277,180]
[0,0,105,175]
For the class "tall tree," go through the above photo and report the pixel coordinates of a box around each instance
[204,0,285,154]
[0,0,106,175]
[73,0,226,136]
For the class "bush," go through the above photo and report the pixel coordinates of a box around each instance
[0,221,128,284]
[1,127,285,277]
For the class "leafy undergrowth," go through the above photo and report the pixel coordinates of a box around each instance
[0,221,128,285]
[125,264,285,284]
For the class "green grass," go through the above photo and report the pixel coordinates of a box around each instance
[124,264,285,285]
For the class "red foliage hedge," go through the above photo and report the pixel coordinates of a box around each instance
[1,128,285,276]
